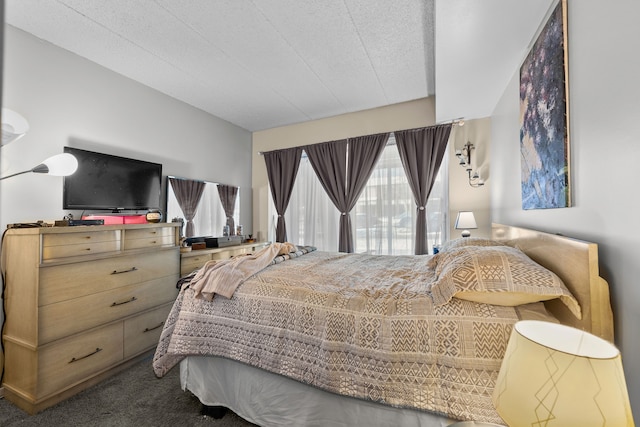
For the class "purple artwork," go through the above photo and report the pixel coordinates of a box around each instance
[520,1,570,210]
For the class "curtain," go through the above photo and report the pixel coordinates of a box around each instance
[395,124,452,254]
[305,133,388,252]
[217,184,239,235]
[283,154,340,251]
[263,147,303,242]
[168,177,206,238]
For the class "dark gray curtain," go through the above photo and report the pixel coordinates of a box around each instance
[305,133,388,253]
[169,177,206,238]
[395,125,452,255]
[263,147,303,242]
[217,184,239,235]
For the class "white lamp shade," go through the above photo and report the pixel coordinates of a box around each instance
[454,211,477,229]
[493,320,634,427]
[40,153,78,176]
[1,108,29,145]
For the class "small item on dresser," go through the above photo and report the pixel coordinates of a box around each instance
[146,209,162,223]
[205,236,242,248]
[192,242,207,250]
[184,236,206,246]
[68,219,105,226]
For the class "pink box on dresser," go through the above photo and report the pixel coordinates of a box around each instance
[82,214,148,224]
[123,215,147,224]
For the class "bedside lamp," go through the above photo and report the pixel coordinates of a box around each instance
[0,153,78,181]
[493,320,635,427]
[454,211,477,237]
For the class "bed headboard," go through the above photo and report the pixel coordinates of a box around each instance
[491,223,614,342]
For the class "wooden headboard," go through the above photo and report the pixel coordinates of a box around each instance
[492,223,614,342]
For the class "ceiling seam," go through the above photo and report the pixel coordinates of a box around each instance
[154,0,313,124]
[342,0,389,104]
[248,0,349,113]
[53,0,224,94]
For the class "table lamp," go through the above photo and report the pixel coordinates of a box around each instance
[493,320,635,427]
[454,211,477,237]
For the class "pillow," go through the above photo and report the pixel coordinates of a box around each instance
[428,238,505,269]
[428,245,582,319]
[440,237,506,252]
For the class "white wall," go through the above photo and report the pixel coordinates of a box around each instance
[1,26,253,230]
[491,0,639,418]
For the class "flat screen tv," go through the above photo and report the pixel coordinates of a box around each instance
[63,146,162,212]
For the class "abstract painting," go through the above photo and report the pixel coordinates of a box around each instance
[520,0,570,209]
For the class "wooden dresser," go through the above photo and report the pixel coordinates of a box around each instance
[180,241,270,276]
[1,223,180,414]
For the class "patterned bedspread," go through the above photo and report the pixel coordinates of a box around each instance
[153,250,531,423]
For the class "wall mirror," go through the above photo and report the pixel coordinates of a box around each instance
[166,176,240,238]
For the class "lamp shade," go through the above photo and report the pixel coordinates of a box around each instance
[38,153,78,176]
[454,211,477,229]
[493,320,635,427]
[1,108,29,145]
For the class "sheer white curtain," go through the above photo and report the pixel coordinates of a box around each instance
[351,135,448,255]
[167,181,240,238]
[276,153,340,251]
[270,135,448,254]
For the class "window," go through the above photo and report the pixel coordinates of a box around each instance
[270,135,448,254]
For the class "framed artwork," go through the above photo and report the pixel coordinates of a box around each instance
[519,0,570,210]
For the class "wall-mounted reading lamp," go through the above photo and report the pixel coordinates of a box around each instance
[455,141,484,188]
[0,108,78,180]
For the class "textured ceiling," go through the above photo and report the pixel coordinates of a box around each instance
[6,0,434,132]
[5,0,554,132]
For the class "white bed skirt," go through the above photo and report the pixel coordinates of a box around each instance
[180,356,457,427]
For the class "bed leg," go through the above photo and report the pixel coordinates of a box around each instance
[201,404,228,419]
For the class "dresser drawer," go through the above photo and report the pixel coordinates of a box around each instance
[42,241,121,260]
[39,277,179,344]
[124,303,172,358]
[42,230,121,261]
[124,227,176,250]
[39,249,179,306]
[37,322,124,399]
[43,230,121,247]
[180,253,212,276]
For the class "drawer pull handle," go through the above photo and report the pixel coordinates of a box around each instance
[111,267,138,275]
[111,296,137,307]
[143,322,164,333]
[69,347,102,364]
[150,240,157,244]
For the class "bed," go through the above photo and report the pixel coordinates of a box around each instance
[153,223,614,426]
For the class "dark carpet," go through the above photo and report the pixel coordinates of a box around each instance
[0,355,257,427]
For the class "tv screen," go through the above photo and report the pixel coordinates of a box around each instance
[63,147,162,211]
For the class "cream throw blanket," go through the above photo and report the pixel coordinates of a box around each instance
[188,242,296,299]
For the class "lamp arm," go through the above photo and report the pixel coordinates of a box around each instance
[0,169,32,181]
